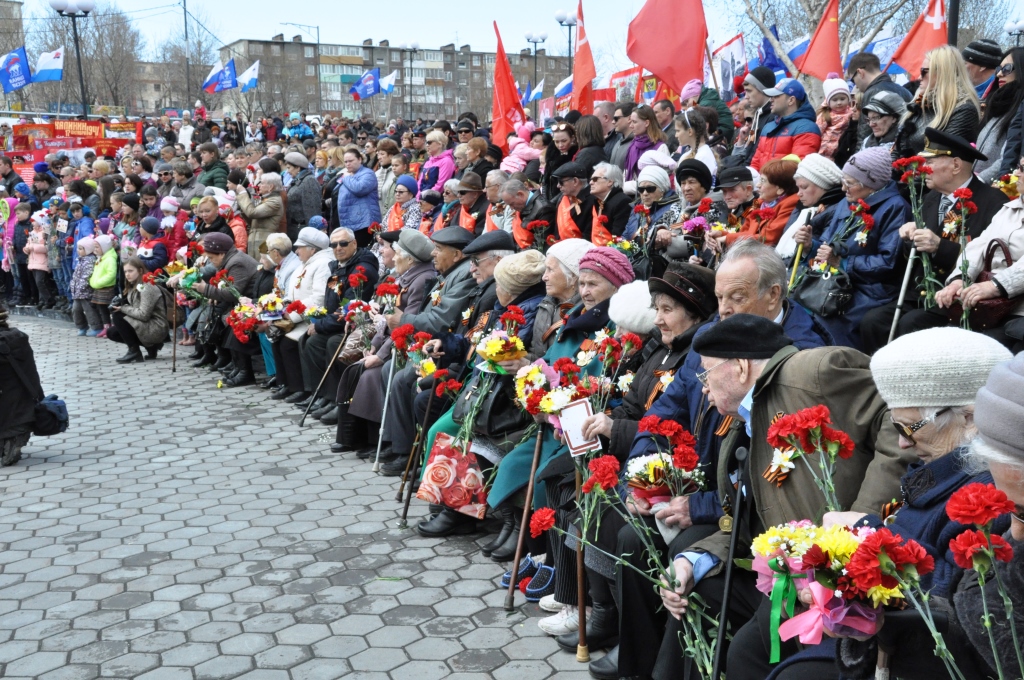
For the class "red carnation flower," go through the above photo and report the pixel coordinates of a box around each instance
[529,507,556,537]
[672,444,699,472]
[952,188,973,200]
[698,197,713,214]
[950,529,1014,570]
[947,483,1017,527]
[581,455,620,494]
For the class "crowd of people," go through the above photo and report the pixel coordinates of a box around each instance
[2,37,1024,680]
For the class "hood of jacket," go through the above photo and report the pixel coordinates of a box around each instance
[763,100,819,137]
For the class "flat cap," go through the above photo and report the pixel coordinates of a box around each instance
[398,228,435,262]
[692,313,793,359]
[717,165,754,188]
[551,161,588,180]
[283,151,309,168]
[462,229,515,255]
[430,225,475,250]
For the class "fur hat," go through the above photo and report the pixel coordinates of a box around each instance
[160,196,180,213]
[494,250,546,297]
[77,236,95,254]
[609,280,658,334]
[795,153,844,190]
[546,238,594,278]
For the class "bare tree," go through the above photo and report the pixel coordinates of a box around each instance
[156,5,221,111]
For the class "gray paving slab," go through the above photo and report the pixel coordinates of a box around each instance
[0,316,573,678]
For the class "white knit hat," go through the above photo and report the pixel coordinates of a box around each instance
[870,327,1012,408]
[609,280,657,335]
[822,75,850,105]
[546,238,595,278]
[794,153,844,190]
[161,196,180,213]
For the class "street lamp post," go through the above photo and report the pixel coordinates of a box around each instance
[1007,20,1024,47]
[398,43,419,121]
[554,10,576,80]
[283,22,322,116]
[525,32,547,120]
[48,0,94,118]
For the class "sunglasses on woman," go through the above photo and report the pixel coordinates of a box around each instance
[636,185,659,194]
[920,67,930,78]
[890,407,949,444]
[998,63,1015,76]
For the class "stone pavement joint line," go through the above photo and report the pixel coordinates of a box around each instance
[0,317,608,679]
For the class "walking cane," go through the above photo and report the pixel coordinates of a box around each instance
[710,446,749,680]
[400,424,428,528]
[396,381,435,504]
[505,425,546,611]
[298,326,351,428]
[888,247,918,345]
[788,244,803,292]
[575,466,590,663]
[372,345,399,473]
[171,297,178,374]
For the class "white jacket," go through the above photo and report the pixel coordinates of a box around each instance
[287,247,335,308]
[948,197,1024,317]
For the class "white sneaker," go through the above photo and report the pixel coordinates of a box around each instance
[538,594,564,613]
[538,605,578,636]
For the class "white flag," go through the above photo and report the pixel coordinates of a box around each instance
[380,69,399,94]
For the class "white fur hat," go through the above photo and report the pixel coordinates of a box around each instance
[823,75,850,105]
[609,280,657,335]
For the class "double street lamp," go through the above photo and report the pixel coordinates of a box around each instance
[1006,20,1024,46]
[524,32,547,119]
[398,42,419,121]
[554,10,576,76]
[48,0,94,118]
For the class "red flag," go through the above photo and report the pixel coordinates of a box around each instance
[571,0,597,115]
[794,0,843,82]
[889,0,946,77]
[491,22,526,153]
[627,0,708,96]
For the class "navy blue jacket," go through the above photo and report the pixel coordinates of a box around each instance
[626,301,832,525]
[312,248,380,335]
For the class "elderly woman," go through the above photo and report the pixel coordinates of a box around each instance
[465,137,495,180]
[658,159,728,265]
[717,158,800,251]
[106,256,170,364]
[778,153,846,265]
[283,151,322,242]
[256,233,299,390]
[232,172,284,257]
[757,328,1013,680]
[622,166,679,244]
[269,227,335,403]
[418,130,457,196]
[861,91,907,151]
[330,229,437,439]
[383,176,421,232]
[331,147,382,248]
[804,145,912,349]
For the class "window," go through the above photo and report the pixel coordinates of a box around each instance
[424,51,442,62]
[472,55,481,66]
[376,57,385,65]
[305,65,316,76]
[391,51,399,62]
[304,46,314,59]
[485,55,495,65]
[508,55,519,66]
[444,71,452,82]
[472,72,480,82]
[444,53,452,63]
[458,61,467,69]
[393,86,402,96]
[458,78,467,86]
[307,85,316,95]
[249,43,263,56]
[271,45,281,57]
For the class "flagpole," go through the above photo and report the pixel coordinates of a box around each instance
[705,41,720,90]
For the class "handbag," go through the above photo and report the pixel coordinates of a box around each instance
[947,239,1020,330]
[791,267,854,318]
[34,395,69,436]
[451,371,532,438]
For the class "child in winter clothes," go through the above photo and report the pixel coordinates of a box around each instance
[500,123,543,174]
[11,202,35,305]
[23,210,54,309]
[816,75,854,161]
[137,217,169,272]
[89,234,118,334]
[159,196,188,255]
[70,236,103,335]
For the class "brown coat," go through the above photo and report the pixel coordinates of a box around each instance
[691,344,915,574]
[235,190,284,256]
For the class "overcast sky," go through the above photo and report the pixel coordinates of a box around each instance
[27,0,745,82]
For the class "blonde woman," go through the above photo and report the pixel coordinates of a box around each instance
[893,45,981,161]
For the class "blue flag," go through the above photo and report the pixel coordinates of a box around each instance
[214,59,237,93]
[0,46,32,93]
[349,68,380,101]
[758,26,789,76]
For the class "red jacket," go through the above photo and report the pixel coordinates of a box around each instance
[750,101,822,170]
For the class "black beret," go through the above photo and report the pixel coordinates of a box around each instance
[717,165,754,188]
[692,313,793,359]
[462,229,516,255]
[675,159,713,192]
[430,226,475,250]
[552,161,588,180]
[649,263,717,319]
[379,230,402,244]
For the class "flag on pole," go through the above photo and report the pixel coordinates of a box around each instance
[0,46,32,93]
[889,0,946,77]
[713,34,746,102]
[794,0,843,81]
[627,0,707,96]
[380,69,399,94]
[237,60,258,93]
[529,79,545,102]
[349,68,381,100]
[571,0,597,114]
[554,75,573,98]
[520,81,532,107]
[34,48,63,83]
[758,26,789,76]
[214,59,237,92]
[202,62,223,94]
[491,22,526,153]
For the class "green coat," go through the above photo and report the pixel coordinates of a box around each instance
[88,248,118,289]
[690,344,915,575]
[487,303,614,509]
[198,160,229,190]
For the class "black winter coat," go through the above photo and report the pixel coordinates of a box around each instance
[312,248,380,335]
[0,326,43,439]
[893,99,980,161]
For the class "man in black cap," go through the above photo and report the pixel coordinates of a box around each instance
[655,313,909,680]
[551,161,595,242]
[846,51,912,147]
[717,166,758,228]
[453,171,490,235]
[730,66,777,165]
[860,127,1008,352]
[500,178,557,249]
[409,129,428,168]
[455,119,475,147]
[962,39,1004,99]
[378,230,516,478]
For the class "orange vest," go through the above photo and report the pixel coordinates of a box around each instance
[590,205,613,246]
[484,203,522,235]
[458,205,478,233]
[557,195,583,240]
[513,214,536,249]
[386,203,404,232]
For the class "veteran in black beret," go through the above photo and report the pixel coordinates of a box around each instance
[717,165,758,227]
[859,127,1009,353]
[550,161,596,242]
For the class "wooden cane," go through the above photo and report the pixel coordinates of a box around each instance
[575,466,590,662]
[711,446,749,680]
[505,425,545,611]
[788,243,803,292]
[171,300,177,373]
[396,382,436,504]
[299,327,351,427]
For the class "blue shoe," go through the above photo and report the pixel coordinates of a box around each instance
[500,554,538,588]
[524,565,555,602]
[86,329,101,337]
[76,329,87,336]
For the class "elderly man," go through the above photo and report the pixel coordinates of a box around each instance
[860,128,1008,353]
[751,78,821,170]
[370,227,479,464]
[288,227,380,411]
[654,313,911,680]
[718,166,758,228]
[502,178,557,249]
[379,229,516,476]
[169,160,205,206]
[610,241,833,680]
[453,171,489,235]
[483,170,516,233]
[731,66,777,166]
[551,161,595,242]
[589,162,631,245]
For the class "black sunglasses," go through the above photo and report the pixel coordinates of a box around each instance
[330,241,352,248]
[998,63,1015,76]
[458,190,476,195]
[920,68,930,78]
[612,116,622,122]
[637,185,659,194]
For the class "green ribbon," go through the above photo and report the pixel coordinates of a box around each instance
[768,557,797,663]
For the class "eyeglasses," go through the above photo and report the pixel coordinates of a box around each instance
[551,123,572,132]
[696,359,732,387]
[612,116,622,122]
[637,185,659,194]
[330,241,352,248]
[395,188,411,195]
[590,176,607,183]
[470,254,496,266]
[920,68,930,78]
[458,190,476,196]
[998,63,1016,76]
[158,172,172,177]
[890,408,949,444]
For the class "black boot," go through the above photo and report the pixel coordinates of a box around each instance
[557,571,619,653]
[588,645,619,680]
[116,347,145,364]
[145,343,163,359]
[489,522,521,562]
[192,345,217,368]
[481,505,520,557]
[331,404,356,453]
[225,356,256,387]
[212,352,232,371]
[416,508,480,537]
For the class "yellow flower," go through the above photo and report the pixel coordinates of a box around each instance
[865,585,903,607]
[752,522,822,559]
[216,380,224,389]
[659,373,674,387]
[419,359,436,376]
[816,525,862,565]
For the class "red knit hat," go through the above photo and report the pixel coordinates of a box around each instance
[578,247,635,289]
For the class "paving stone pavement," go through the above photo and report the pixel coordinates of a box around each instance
[0,316,606,680]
